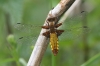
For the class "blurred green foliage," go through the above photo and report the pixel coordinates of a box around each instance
[0,0,100,66]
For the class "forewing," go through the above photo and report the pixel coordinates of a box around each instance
[59,11,90,40]
[14,23,41,47]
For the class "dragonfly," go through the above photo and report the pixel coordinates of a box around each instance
[42,17,64,55]
[14,11,89,55]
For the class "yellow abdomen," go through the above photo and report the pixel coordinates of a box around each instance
[50,33,59,56]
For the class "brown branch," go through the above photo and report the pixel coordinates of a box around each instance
[59,0,82,23]
[27,0,75,66]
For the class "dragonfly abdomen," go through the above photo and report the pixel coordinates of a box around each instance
[50,33,59,56]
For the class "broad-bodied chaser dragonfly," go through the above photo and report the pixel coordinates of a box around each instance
[14,11,89,55]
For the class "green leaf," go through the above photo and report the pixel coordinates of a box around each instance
[81,53,100,66]
[0,58,15,65]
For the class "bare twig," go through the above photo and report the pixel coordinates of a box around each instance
[59,0,82,23]
[27,0,75,66]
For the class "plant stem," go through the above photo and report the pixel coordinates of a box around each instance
[52,55,57,66]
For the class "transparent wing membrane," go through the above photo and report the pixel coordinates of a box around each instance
[14,11,89,47]
[14,23,41,46]
[58,11,89,40]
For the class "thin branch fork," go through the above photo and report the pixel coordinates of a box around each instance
[27,0,75,66]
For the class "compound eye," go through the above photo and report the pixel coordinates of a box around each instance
[47,17,56,22]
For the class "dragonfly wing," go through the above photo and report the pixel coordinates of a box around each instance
[58,11,90,40]
[14,23,41,46]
